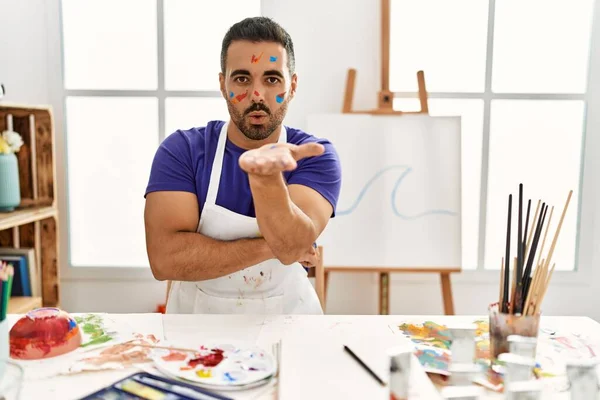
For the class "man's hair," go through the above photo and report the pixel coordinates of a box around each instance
[221,17,295,75]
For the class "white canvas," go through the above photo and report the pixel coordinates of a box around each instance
[307,114,462,269]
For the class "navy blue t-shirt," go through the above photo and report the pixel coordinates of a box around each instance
[145,120,342,218]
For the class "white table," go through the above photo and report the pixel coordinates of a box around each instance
[6,314,600,399]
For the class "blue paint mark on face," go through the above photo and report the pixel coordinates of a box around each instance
[276,95,284,104]
[224,372,236,382]
[269,56,277,62]
[229,91,234,98]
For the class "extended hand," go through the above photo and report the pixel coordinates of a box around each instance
[239,142,324,176]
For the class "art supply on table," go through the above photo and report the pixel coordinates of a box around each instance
[344,344,386,387]
[498,185,572,317]
[489,302,540,360]
[69,333,161,374]
[565,358,600,400]
[440,385,484,399]
[151,341,277,391]
[0,262,14,323]
[387,346,411,400]
[0,262,14,384]
[9,307,82,360]
[504,380,542,400]
[497,353,536,386]
[448,363,483,386]
[135,343,200,353]
[448,324,476,364]
[78,371,234,400]
[508,335,538,359]
[493,185,572,362]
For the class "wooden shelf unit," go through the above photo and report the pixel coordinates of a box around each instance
[7,296,43,314]
[0,104,60,311]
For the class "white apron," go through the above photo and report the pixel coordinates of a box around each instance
[166,122,323,315]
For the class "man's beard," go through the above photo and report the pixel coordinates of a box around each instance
[227,99,288,141]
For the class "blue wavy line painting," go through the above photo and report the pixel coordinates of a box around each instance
[336,165,459,219]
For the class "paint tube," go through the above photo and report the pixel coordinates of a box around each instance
[440,385,484,399]
[387,346,412,400]
[507,335,538,359]
[497,353,536,386]
[566,358,600,400]
[448,363,483,386]
[504,380,542,400]
[447,323,477,364]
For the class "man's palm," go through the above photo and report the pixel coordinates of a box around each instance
[239,142,325,175]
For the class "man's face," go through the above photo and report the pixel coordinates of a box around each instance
[220,40,296,141]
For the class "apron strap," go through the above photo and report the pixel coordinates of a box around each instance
[205,122,229,205]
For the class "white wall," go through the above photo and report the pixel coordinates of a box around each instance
[0,0,50,104]
[1,0,599,318]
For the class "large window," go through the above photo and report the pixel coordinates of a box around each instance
[391,0,595,271]
[61,0,261,267]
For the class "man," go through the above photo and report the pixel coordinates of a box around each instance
[144,17,342,315]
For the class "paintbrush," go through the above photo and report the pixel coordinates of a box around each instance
[503,194,512,313]
[525,191,572,315]
[514,184,524,313]
[525,200,541,259]
[344,345,386,387]
[517,184,523,277]
[522,199,531,262]
[520,204,547,312]
[131,343,201,353]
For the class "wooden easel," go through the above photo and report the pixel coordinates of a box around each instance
[319,0,460,315]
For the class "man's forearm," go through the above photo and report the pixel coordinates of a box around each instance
[248,173,316,264]
[149,232,274,281]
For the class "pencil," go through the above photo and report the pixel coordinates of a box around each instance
[343,345,386,386]
[1,266,13,322]
[1,271,8,322]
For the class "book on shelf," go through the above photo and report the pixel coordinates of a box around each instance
[0,247,40,297]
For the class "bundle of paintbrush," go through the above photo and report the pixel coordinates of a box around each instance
[0,260,14,322]
[499,184,573,316]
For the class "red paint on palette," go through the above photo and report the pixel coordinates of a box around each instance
[188,348,225,368]
[162,350,187,362]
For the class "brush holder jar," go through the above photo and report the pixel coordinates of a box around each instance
[488,302,540,360]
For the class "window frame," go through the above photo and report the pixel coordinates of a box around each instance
[391,0,597,285]
[52,0,261,281]
[47,0,599,288]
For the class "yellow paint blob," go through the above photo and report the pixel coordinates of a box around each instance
[196,369,212,378]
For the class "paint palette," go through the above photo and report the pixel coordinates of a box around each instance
[150,342,276,391]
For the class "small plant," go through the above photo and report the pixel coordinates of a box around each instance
[0,130,24,154]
